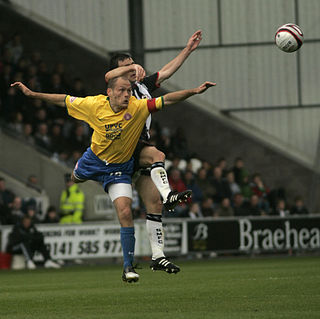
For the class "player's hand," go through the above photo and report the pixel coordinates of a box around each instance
[10,82,33,97]
[195,81,216,94]
[186,30,202,52]
[133,64,146,82]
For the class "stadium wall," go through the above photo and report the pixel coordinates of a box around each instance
[7,0,130,53]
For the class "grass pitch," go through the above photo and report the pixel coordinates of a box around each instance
[0,256,319,319]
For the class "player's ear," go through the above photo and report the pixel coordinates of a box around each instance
[107,87,112,96]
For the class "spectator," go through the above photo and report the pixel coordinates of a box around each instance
[0,178,15,225]
[68,123,89,153]
[15,57,28,75]
[26,64,38,82]
[214,197,234,217]
[0,204,12,225]
[201,197,215,217]
[157,127,173,158]
[251,173,270,213]
[50,123,66,154]
[2,47,14,65]
[0,64,12,102]
[271,199,290,217]
[60,173,85,224]
[183,170,203,203]
[168,168,188,214]
[34,122,51,151]
[26,175,42,193]
[241,175,253,199]
[30,50,42,66]
[232,157,249,186]
[233,193,248,216]
[8,111,23,134]
[251,173,270,199]
[26,76,41,93]
[226,170,241,197]
[210,166,232,203]
[6,33,23,63]
[49,73,65,94]
[33,107,48,127]
[267,187,286,212]
[37,61,50,90]
[21,123,35,145]
[28,99,44,124]
[195,168,215,199]
[8,196,24,225]
[6,215,60,269]
[216,157,228,177]
[24,204,41,224]
[53,62,68,89]
[70,77,87,97]
[188,202,203,219]
[67,150,82,167]
[201,160,212,174]
[43,205,60,223]
[167,157,183,176]
[290,196,309,215]
[168,168,187,194]
[0,177,15,208]
[243,194,263,216]
[148,126,159,146]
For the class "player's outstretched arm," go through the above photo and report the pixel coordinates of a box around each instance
[105,64,146,83]
[11,82,66,107]
[163,81,216,106]
[157,30,202,84]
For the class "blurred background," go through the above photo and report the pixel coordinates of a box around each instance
[0,0,320,224]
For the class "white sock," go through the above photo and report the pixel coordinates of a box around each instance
[146,214,165,260]
[150,162,171,201]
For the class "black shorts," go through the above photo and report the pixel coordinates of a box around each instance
[133,139,154,175]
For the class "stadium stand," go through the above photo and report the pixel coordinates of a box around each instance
[0,3,315,223]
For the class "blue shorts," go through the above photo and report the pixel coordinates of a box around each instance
[73,147,134,192]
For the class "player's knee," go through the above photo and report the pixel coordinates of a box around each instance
[118,205,133,225]
[71,173,78,183]
[153,149,165,163]
[144,194,163,214]
[71,173,84,183]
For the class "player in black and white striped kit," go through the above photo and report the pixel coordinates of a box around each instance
[106,30,202,275]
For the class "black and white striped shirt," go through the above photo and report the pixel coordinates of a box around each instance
[131,72,160,140]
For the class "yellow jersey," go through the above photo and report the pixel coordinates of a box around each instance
[65,94,164,163]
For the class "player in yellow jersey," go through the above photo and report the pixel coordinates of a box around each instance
[11,77,216,282]
[106,31,203,275]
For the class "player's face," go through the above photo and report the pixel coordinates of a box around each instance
[109,78,132,110]
[118,58,136,82]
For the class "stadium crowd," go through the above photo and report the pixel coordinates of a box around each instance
[0,32,310,225]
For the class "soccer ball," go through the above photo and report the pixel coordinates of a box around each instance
[275,23,304,53]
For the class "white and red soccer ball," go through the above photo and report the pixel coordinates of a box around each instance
[275,23,304,53]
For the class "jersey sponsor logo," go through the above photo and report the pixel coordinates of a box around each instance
[123,113,132,121]
[70,96,77,103]
[105,123,123,140]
